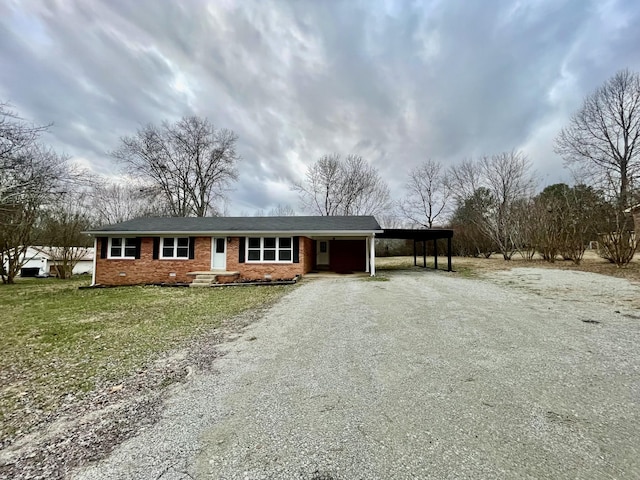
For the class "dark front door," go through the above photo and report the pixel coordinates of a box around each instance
[329,240,366,273]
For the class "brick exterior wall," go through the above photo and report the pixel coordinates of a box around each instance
[225,236,314,281]
[95,237,211,286]
[95,235,314,285]
[302,236,314,273]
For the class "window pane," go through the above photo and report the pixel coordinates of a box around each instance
[215,238,225,253]
[163,238,175,247]
[110,238,122,257]
[279,250,291,261]
[264,249,276,261]
[248,250,260,261]
[176,247,189,258]
[264,237,276,248]
[162,247,174,257]
[279,238,291,248]
[122,238,136,257]
[177,237,189,247]
[248,237,260,248]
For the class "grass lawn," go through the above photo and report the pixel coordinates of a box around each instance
[0,277,292,443]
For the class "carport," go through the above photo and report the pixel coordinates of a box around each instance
[378,228,454,272]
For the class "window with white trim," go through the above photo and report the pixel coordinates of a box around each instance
[109,237,137,259]
[246,237,293,262]
[160,237,190,259]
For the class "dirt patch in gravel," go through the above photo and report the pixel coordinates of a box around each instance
[0,304,272,480]
[482,266,640,310]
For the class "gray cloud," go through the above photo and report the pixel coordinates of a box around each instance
[1,0,640,213]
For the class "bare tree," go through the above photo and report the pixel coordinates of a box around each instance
[1,104,51,208]
[561,185,608,264]
[113,116,239,217]
[0,103,88,283]
[267,203,296,216]
[555,69,640,265]
[555,69,640,209]
[509,198,538,260]
[294,154,391,216]
[478,151,537,259]
[296,154,340,215]
[447,159,495,257]
[88,179,167,226]
[0,102,49,166]
[531,186,565,262]
[398,159,450,228]
[597,215,637,266]
[529,183,604,264]
[38,194,92,279]
[446,151,535,260]
[376,214,406,229]
[0,145,71,283]
[447,158,483,207]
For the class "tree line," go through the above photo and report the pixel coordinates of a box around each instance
[297,69,640,268]
[2,68,639,283]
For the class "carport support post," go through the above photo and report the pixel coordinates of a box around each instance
[434,239,438,270]
[365,235,370,273]
[369,235,376,276]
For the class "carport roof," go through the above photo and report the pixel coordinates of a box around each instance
[378,228,454,272]
[378,228,454,240]
[86,215,383,235]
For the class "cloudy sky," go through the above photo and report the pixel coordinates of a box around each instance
[2,0,640,214]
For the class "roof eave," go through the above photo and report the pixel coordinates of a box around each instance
[84,229,383,237]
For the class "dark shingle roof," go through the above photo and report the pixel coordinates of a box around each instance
[87,216,382,235]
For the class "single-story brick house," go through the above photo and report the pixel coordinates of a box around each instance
[86,216,383,286]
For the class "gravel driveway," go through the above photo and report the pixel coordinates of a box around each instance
[73,269,640,479]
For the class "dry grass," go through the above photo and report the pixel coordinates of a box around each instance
[376,250,640,282]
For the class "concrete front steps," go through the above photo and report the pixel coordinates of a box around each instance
[187,271,241,287]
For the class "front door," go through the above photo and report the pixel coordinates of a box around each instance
[316,240,329,266]
[211,237,226,270]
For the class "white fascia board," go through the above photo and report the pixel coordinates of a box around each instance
[86,229,384,237]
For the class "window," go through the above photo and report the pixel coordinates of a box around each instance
[247,237,261,261]
[246,237,293,262]
[161,237,190,259]
[109,238,137,259]
[278,237,292,261]
[215,238,225,254]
